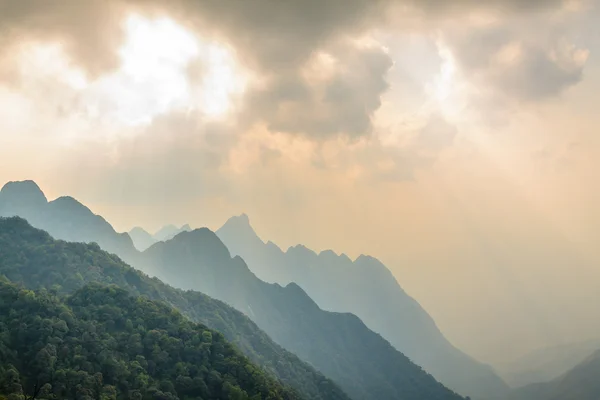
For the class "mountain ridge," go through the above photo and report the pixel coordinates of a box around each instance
[216,213,509,400]
[139,226,465,400]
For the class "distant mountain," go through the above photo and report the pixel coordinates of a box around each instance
[154,224,192,242]
[0,216,350,400]
[140,228,465,400]
[510,349,600,400]
[0,279,300,400]
[129,226,157,251]
[499,340,600,388]
[0,180,137,260]
[216,214,509,400]
[129,224,193,251]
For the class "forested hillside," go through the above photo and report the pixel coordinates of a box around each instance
[0,217,349,400]
[0,280,300,400]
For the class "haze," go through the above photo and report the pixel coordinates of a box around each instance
[1,0,599,368]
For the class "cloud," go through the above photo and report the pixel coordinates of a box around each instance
[243,40,394,139]
[0,0,127,77]
[0,0,581,141]
[54,111,236,207]
[446,27,589,102]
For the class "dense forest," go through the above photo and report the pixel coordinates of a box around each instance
[0,217,349,400]
[0,280,299,400]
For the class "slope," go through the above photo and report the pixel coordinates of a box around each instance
[510,349,600,400]
[141,228,465,400]
[216,214,508,400]
[0,279,300,400]
[129,226,157,251]
[498,340,600,388]
[0,217,350,400]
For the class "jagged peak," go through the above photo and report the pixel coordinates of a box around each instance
[221,213,252,229]
[217,213,263,243]
[286,244,317,257]
[130,226,151,235]
[265,240,284,253]
[318,249,339,258]
[354,254,384,265]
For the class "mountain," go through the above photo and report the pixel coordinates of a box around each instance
[510,349,600,400]
[129,226,157,251]
[498,340,600,388]
[140,229,465,400]
[0,181,466,399]
[0,279,300,400]
[154,224,192,242]
[216,214,509,400]
[129,224,194,251]
[0,216,350,400]
[0,180,137,261]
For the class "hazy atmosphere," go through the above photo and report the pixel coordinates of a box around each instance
[1,0,600,374]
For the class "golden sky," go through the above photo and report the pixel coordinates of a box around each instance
[1,0,599,366]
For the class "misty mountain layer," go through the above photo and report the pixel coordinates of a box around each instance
[216,214,509,399]
[0,181,465,400]
[139,228,464,400]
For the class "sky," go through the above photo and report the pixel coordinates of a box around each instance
[1,0,599,367]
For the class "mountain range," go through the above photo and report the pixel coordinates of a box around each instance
[0,181,465,400]
[216,214,508,399]
[138,229,463,400]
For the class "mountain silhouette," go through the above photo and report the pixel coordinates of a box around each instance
[129,226,157,251]
[510,349,600,400]
[498,339,600,388]
[0,181,466,400]
[217,214,509,399]
[0,180,136,260]
[140,228,465,400]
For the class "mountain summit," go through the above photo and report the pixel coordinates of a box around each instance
[0,180,136,260]
[0,180,48,213]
